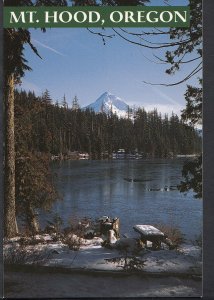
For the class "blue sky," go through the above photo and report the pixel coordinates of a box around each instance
[21,0,201,116]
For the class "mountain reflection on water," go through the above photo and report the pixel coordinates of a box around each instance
[39,159,202,241]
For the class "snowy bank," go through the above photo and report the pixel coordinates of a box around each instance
[4,234,202,276]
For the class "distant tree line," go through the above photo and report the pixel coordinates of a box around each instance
[15,89,201,160]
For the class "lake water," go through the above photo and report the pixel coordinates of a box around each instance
[40,159,202,241]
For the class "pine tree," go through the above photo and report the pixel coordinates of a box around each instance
[3,0,68,238]
[61,94,68,109]
[72,95,80,110]
[3,26,38,237]
[42,89,52,106]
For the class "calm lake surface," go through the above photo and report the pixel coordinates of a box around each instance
[41,159,202,241]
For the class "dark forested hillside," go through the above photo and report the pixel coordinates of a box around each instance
[15,90,201,160]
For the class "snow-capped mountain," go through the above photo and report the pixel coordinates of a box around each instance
[85,92,130,118]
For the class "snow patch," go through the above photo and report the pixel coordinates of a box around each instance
[85,92,130,118]
[4,235,202,275]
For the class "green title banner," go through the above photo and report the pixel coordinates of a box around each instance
[4,6,190,28]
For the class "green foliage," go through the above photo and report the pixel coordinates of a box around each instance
[105,255,145,272]
[165,0,202,77]
[42,89,53,106]
[61,94,68,109]
[179,154,202,199]
[14,90,59,231]
[71,95,80,110]
[4,0,69,81]
[4,29,33,84]
[181,80,202,126]
[15,152,58,223]
[162,0,202,199]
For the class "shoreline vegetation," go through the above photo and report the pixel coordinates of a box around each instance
[4,216,202,277]
[4,216,202,299]
[50,152,200,161]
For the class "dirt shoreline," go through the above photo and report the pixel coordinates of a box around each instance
[4,268,202,298]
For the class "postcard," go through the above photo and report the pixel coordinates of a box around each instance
[2,0,204,298]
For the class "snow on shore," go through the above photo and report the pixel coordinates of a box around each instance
[4,234,202,275]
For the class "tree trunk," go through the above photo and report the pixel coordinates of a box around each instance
[26,203,40,235]
[4,73,18,237]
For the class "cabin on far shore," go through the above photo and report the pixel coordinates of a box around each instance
[51,151,90,161]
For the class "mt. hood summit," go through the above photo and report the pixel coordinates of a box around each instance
[85,92,129,118]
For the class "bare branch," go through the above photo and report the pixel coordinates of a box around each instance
[153,53,201,65]
[112,28,192,50]
[86,28,115,39]
[119,28,170,36]
[179,56,201,64]
[138,52,166,65]
[143,63,202,87]
[119,28,192,47]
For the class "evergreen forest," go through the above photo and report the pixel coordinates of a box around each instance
[15,89,201,160]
